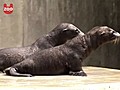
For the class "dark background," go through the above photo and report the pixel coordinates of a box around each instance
[0,0,120,69]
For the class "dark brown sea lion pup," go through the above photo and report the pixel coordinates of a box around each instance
[0,23,84,71]
[4,26,120,77]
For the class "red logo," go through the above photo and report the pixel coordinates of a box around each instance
[3,3,13,14]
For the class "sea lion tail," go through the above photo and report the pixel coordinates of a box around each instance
[4,67,32,77]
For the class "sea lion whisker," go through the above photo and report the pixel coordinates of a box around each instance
[117,38,120,44]
[112,38,120,44]
[110,39,116,44]
[114,38,117,44]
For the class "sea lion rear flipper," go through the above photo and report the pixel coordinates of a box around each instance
[69,70,87,76]
[4,67,32,77]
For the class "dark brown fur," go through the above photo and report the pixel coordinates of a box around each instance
[0,23,84,71]
[5,26,120,77]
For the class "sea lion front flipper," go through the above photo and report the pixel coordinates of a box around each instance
[4,67,32,77]
[69,71,87,76]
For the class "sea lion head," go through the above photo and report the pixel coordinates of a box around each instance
[50,23,84,45]
[88,26,120,45]
[61,23,84,39]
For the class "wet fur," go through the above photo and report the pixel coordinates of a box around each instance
[5,26,120,77]
[0,23,84,71]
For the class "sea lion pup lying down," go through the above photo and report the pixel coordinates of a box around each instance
[0,23,84,71]
[4,26,120,77]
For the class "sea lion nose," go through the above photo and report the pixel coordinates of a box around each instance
[113,32,120,37]
[75,29,80,33]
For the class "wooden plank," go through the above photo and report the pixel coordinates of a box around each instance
[0,66,120,89]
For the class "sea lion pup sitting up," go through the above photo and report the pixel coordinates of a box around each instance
[0,23,84,71]
[4,26,120,77]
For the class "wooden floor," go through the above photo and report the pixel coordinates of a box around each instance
[0,66,120,90]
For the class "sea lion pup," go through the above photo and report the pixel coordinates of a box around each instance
[4,26,120,77]
[0,23,84,71]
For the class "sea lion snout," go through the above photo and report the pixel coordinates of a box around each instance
[113,32,120,37]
